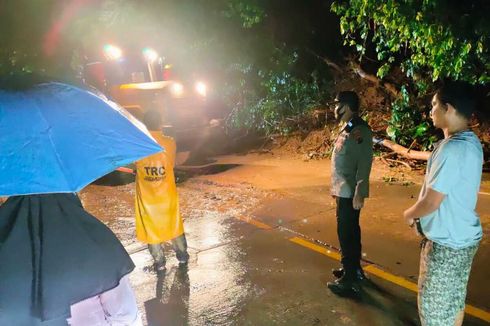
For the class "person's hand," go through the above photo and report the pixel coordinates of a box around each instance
[404,212,422,237]
[353,193,364,210]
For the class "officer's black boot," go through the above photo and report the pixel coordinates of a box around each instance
[332,267,344,278]
[327,270,361,297]
[332,267,368,282]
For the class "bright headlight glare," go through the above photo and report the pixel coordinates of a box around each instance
[196,82,207,96]
[143,48,158,62]
[103,44,122,61]
[171,83,184,96]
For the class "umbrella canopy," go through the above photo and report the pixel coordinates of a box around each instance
[0,82,162,196]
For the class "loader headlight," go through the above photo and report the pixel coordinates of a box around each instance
[171,82,184,96]
[195,81,207,97]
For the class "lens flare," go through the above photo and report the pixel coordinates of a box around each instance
[196,82,207,97]
[171,82,184,96]
[103,44,122,61]
[143,48,158,62]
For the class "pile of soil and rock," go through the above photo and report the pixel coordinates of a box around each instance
[241,73,490,172]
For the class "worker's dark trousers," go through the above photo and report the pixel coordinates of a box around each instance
[336,197,362,277]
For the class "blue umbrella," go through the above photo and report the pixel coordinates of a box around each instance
[0,82,162,196]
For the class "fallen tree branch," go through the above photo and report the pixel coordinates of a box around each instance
[309,51,401,98]
[307,49,343,74]
[385,158,412,170]
[322,57,343,74]
[351,62,400,98]
[379,151,398,159]
[374,138,431,161]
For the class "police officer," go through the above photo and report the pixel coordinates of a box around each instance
[327,91,373,296]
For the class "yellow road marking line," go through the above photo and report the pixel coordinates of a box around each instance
[238,217,490,322]
[236,216,272,230]
[363,265,418,292]
[464,305,490,323]
[289,236,490,323]
[289,236,341,260]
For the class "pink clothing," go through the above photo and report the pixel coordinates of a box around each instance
[67,275,142,326]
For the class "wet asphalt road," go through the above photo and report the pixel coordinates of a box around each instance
[128,210,421,326]
[87,153,490,325]
[125,190,488,325]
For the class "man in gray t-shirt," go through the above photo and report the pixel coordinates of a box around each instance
[403,82,483,326]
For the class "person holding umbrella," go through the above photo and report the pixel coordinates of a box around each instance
[0,77,162,325]
[134,109,189,272]
[0,194,142,325]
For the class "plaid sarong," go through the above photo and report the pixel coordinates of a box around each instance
[418,239,478,326]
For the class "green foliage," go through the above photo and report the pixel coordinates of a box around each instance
[332,0,489,148]
[386,86,438,150]
[331,0,490,85]
[222,0,266,28]
[225,51,331,135]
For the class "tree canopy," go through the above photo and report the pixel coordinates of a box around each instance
[1,0,488,144]
[332,0,490,87]
[331,0,489,149]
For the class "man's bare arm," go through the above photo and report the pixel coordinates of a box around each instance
[403,187,445,225]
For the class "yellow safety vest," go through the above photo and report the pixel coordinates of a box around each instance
[135,131,184,244]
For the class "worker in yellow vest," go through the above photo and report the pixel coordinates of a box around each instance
[135,110,189,272]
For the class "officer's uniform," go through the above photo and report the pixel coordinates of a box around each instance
[331,116,373,276]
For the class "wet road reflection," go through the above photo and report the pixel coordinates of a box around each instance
[80,159,490,325]
[128,196,489,326]
[185,211,252,325]
[131,208,255,326]
[145,266,190,326]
